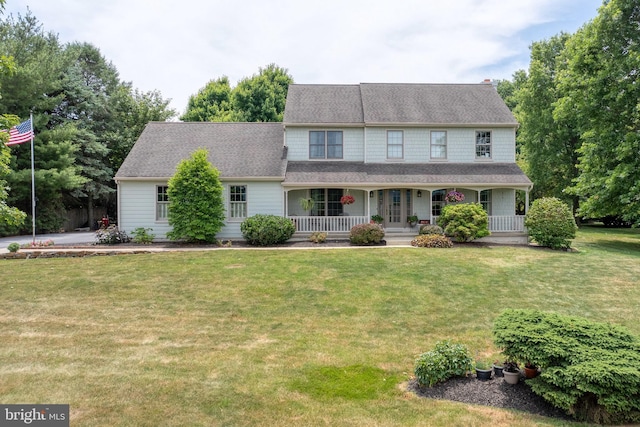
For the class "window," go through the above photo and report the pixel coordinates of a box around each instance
[387,130,403,159]
[156,185,169,220]
[309,131,343,159]
[476,131,491,158]
[480,190,492,214]
[229,185,247,218]
[310,188,343,216]
[430,131,447,159]
[432,189,445,216]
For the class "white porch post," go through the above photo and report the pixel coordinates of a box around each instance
[428,190,433,224]
[525,189,530,214]
[284,190,288,216]
[366,190,371,220]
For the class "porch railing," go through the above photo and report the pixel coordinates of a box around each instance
[432,215,525,232]
[290,216,369,232]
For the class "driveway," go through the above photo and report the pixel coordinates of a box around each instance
[0,231,95,250]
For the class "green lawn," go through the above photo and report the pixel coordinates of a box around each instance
[1,226,639,426]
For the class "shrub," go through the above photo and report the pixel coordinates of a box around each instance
[7,242,20,253]
[241,214,295,246]
[167,149,225,243]
[349,223,384,245]
[411,234,453,248]
[95,225,130,245]
[419,224,444,235]
[414,341,473,387]
[436,203,490,242]
[524,197,577,249]
[308,231,327,243]
[131,227,155,244]
[493,309,640,424]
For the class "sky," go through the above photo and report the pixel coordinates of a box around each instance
[5,0,603,117]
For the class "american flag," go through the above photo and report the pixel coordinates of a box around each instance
[3,118,34,146]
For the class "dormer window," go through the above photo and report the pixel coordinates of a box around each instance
[309,131,343,159]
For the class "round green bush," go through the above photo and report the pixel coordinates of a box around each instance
[524,197,577,249]
[240,214,296,246]
[349,223,385,245]
[411,234,453,248]
[7,242,20,253]
[419,224,444,235]
[436,203,490,242]
[414,341,473,387]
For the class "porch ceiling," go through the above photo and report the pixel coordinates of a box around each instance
[283,161,532,188]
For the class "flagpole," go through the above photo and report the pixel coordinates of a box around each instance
[29,112,35,244]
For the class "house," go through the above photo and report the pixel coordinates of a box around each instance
[114,82,532,240]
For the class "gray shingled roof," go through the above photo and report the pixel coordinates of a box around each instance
[284,162,532,187]
[115,122,286,179]
[283,83,517,126]
[283,84,364,124]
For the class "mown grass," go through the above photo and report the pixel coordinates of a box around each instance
[1,226,639,426]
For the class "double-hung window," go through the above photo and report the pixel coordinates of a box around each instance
[476,131,491,158]
[480,190,492,214]
[430,131,447,159]
[309,131,343,159]
[229,185,247,219]
[432,189,445,216]
[387,130,403,159]
[156,185,169,220]
[310,188,343,216]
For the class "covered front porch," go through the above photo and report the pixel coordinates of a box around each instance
[284,186,530,234]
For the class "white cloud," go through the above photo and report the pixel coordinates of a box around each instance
[5,0,601,115]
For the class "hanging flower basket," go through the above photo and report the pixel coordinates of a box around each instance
[340,195,355,205]
[445,191,465,203]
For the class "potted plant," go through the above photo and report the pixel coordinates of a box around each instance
[299,197,314,213]
[503,360,520,385]
[445,190,465,203]
[371,214,384,224]
[407,214,418,227]
[340,194,355,205]
[524,362,539,379]
[492,360,504,377]
[475,360,492,381]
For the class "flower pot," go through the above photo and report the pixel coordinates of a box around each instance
[524,366,538,379]
[503,370,520,385]
[493,364,504,377]
[475,368,492,381]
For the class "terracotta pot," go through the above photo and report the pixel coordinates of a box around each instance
[524,366,538,379]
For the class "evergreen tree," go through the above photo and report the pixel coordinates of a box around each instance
[167,149,225,243]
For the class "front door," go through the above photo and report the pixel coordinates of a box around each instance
[383,189,411,228]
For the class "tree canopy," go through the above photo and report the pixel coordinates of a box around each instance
[503,0,640,225]
[0,11,175,234]
[181,63,293,122]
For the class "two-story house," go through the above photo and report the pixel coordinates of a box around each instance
[114,82,532,240]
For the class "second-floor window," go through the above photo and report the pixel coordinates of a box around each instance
[309,131,343,159]
[476,131,491,158]
[229,185,247,219]
[387,130,403,159]
[430,131,447,159]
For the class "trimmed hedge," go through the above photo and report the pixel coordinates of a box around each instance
[493,309,640,424]
[419,224,444,235]
[349,223,384,245]
[240,214,296,246]
[410,234,453,248]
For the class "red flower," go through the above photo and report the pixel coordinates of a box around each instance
[340,195,355,205]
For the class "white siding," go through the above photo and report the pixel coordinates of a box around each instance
[118,180,284,240]
[285,127,364,161]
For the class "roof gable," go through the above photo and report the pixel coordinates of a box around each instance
[115,122,286,180]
